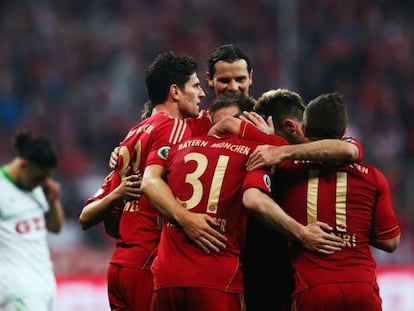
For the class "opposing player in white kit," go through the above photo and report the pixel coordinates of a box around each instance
[0,131,65,311]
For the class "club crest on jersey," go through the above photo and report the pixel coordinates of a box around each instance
[263,174,271,192]
[157,146,171,160]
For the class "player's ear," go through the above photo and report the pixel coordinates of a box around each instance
[19,158,29,169]
[248,69,253,86]
[170,84,179,99]
[206,72,214,89]
[283,119,296,134]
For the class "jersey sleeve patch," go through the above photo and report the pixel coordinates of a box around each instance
[157,146,171,160]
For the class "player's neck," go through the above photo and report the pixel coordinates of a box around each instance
[152,102,183,119]
[2,160,21,185]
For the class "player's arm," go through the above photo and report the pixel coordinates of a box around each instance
[237,111,274,134]
[247,140,359,171]
[79,172,142,230]
[208,115,243,136]
[243,187,344,255]
[42,178,65,233]
[142,164,227,254]
[370,236,400,253]
[208,112,273,137]
[369,168,401,253]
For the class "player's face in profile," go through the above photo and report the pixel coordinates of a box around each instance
[178,73,205,118]
[208,59,252,98]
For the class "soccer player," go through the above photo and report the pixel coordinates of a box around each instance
[107,44,255,169]
[79,51,226,311]
[106,48,356,309]
[142,94,345,311]
[245,89,363,169]
[272,92,400,311]
[0,131,64,311]
[209,88,363,311]
[206,43,253,98]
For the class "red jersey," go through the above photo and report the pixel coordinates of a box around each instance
[238,120,365,310]
[186,114,212,137]
[273,160,400,295]
[151,134,272,293]
[106,112,203,269]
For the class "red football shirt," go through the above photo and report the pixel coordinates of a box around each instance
[151,134,272,292]
[186,114,212,137]
[273,160,400,294]
[108,112,200,269]
[238,120,365,310]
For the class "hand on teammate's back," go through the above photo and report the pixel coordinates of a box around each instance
[116,171,142,202]
[175,208,227,254]
[246,144,286,170]
[299,221,345,255]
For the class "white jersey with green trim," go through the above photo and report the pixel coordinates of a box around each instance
[0,169,56,300]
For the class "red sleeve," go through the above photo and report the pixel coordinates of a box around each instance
[343,136,364,162]
[243,169,272,195]
[82,171,122,239]
[239,120,288,146]
[372,168,400,240]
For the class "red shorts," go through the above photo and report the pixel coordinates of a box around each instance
[107,263,154,311]
[292,282,382,311]
[151,287,245,311]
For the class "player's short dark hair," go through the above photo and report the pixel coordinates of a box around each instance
[304,92,347,139]
[13,131,58,168]
[145,51,198,105]
[207,44,252,77]
[255,89,305,131]
[209,93,256,119]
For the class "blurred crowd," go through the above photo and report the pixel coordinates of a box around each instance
[1,0,413,270]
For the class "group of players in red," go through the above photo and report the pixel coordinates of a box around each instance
[79,44,400,311]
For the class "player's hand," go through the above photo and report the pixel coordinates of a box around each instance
[114,170,142,201]
[178,211,227,254]
[247,145,284,170]
[299,221,345,255]
[266,115,274,132]
[198,109,209,118]
[42,178,62,203]
[240,111,274,134]
[109,146,120,169]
